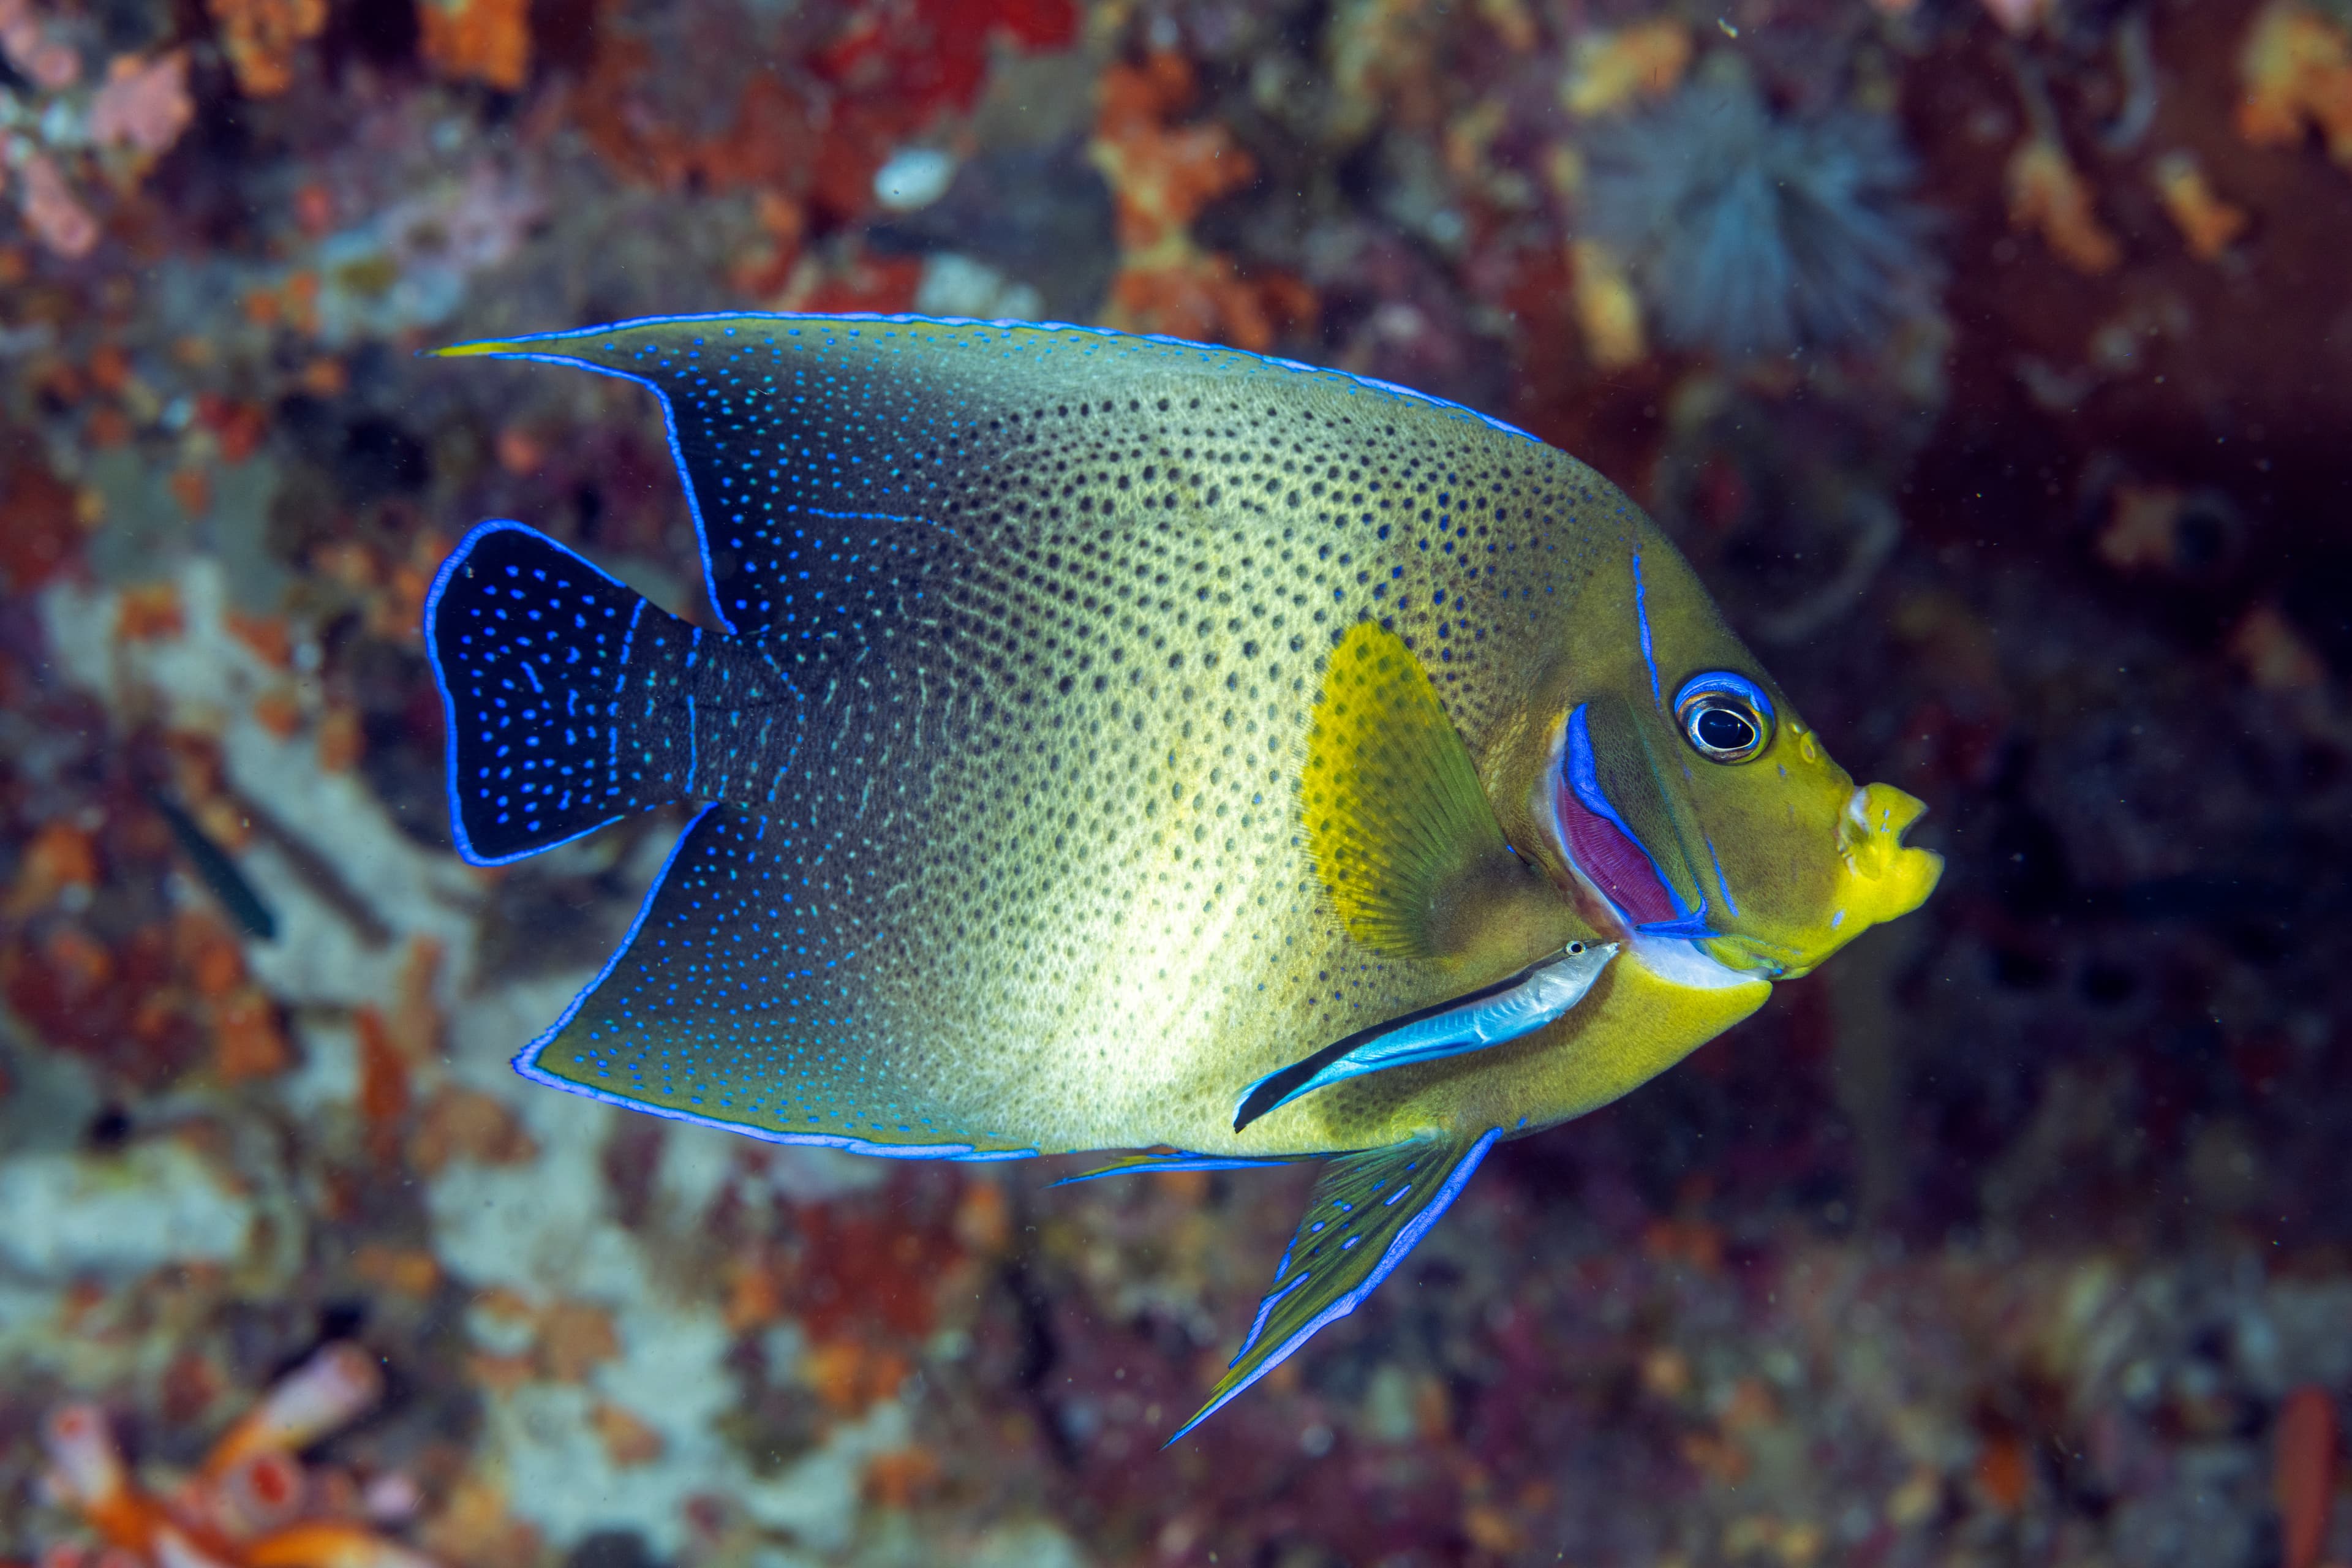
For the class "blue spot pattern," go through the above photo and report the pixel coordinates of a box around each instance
[424,520,695,865]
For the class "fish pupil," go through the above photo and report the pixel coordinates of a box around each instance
[1694,705,1755,753]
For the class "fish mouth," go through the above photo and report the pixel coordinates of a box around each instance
[1537,706,1762,990]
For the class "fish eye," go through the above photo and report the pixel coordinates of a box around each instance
[1673,673,1774,764]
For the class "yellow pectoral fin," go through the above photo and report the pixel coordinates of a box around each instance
[1300,622,1542,964]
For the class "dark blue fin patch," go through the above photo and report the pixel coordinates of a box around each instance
[1167,1128,1502,1446]
[424,521,697,865]
[1052,1150,1305,1186]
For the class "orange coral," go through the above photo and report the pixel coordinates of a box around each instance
[2239,0,2352,168]
[861,1446,941,1507]
[2152,151,2249,258]
[2274,1386,2339,1568]
[587,1404,664,1468]
[405,1085,536,1176]
[2230,604,2326,692]
[315,705,363,772]
[1106,254,1283,353]
[211,986,289,1081]
[205,0,326,100]
[417,0,531,92]
[2007,137,2122,274]
[2097,485,2186,571]
[8,822,99,915]
[804,1337,911,1414]
[116,583,186,642]
[1568,238,1646,369]
[39,1348,434,1568]
[1561,21,1689,118]
[1091,54,1311,349]
[1093,54,1256,252]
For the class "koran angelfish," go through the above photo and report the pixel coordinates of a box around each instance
[423,313,1941,1441]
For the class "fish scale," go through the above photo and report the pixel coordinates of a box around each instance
[426,312,1942,1439]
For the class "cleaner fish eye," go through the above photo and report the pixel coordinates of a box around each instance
[1673,671,1774,763]
[423,311,1940,1444]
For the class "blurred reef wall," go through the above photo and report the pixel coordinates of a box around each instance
[1,0,2350,1564]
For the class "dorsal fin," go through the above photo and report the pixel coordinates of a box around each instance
[1300,621,1517,963]
[1167,1129,1501,1444]
[434,314,1532,638]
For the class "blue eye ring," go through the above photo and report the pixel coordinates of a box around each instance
[1672,672,1774,764]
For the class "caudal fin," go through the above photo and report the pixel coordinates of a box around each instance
[425,520,698,865]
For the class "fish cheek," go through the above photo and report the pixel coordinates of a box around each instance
[1690,728,1865,959]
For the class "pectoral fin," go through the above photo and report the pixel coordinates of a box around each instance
[1167,1128,1502,1444]
[1232,940,1618,1133]
[1302,622,1521,963]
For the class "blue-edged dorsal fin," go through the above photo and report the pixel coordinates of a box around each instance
[432,314,1531,640]
[1052,1150,1306,1187]
[516,801,1037,1161]
[1168,1128,1502,1445]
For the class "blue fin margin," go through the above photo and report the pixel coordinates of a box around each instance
[433,312,1544,636]
[510,801,1041,1164]
[1165,1127,1503,1446]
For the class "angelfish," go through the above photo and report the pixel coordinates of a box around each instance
[422,314,1942,1440]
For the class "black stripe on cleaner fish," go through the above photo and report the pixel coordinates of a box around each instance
[421,313,1943,1443]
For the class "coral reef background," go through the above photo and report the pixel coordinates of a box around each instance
[1,0,2349,1564]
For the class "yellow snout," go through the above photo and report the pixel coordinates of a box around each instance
[1836,782,1943,929]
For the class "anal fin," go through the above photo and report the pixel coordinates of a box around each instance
[1167,1128,1502,1445]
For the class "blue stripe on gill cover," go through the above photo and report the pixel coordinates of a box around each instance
[1167,1129,1502,1444]
[514,801,1035,1156]
[424,520,697,865]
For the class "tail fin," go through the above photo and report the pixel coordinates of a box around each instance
[425,521,698,865]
